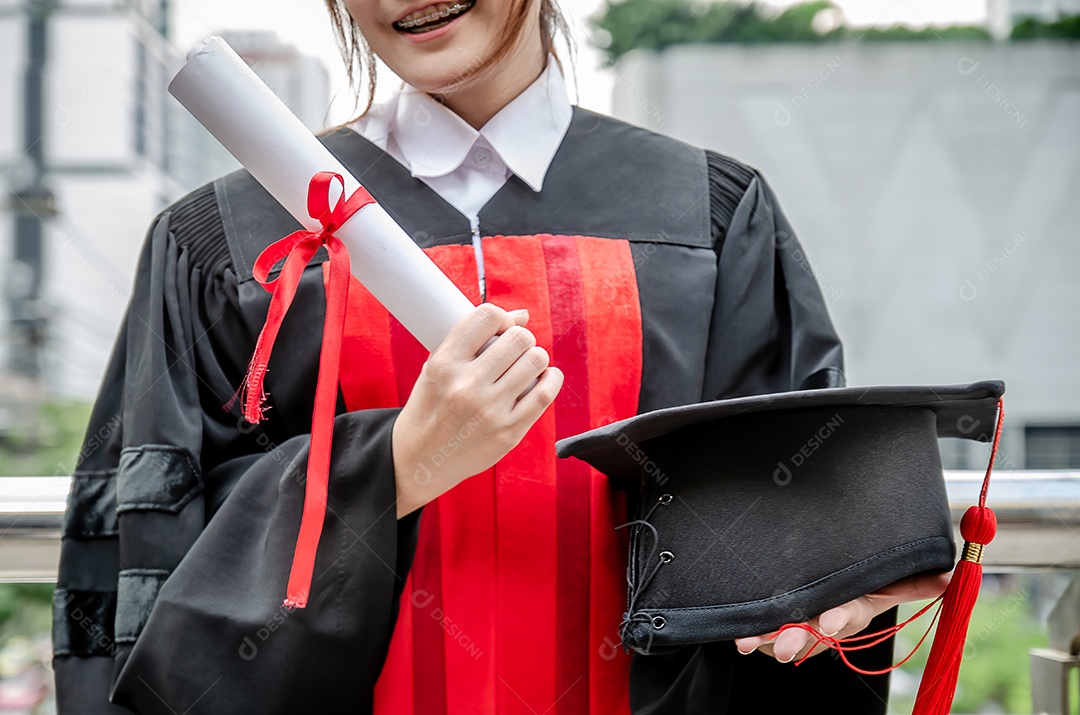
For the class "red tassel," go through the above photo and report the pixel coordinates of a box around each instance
[910,505,996,714]
[910,399,1003,715]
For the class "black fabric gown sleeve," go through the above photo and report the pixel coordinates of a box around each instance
[628,153,897,715]
[52,184,421,715]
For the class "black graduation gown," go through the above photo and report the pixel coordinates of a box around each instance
[53,106,892,714]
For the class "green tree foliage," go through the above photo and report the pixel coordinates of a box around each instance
[592,0,993,65]
[593,0,828,61]
[858,24,996,42]
[0,401,93,477]
[0,585,54,638]
[1011,14,1080,40]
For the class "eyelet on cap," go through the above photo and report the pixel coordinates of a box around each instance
[651,615,667,629]
[659,493,673,505]
[659,550,675,563]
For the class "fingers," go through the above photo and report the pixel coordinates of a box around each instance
[737,572,952,665]
[438,304,521,362]
[510,366,564,423]
[738,626,830,663]
[460,305,547,390]
[818,602,858,638]
[474,325,538,381]
[871,571,950,605]
[734,634,768,655]
[425,301,556,423]
[773,601,869,663]
[735,600,866,663]
[772,628,813,663]
[495,344,550,397]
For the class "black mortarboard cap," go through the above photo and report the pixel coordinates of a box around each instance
[555,380,1005,655]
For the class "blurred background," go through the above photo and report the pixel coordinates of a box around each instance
[0,0,1078,712]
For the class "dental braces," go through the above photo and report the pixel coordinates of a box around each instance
[398,2,473,29]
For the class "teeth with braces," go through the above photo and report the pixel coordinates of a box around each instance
[398,2,471,29]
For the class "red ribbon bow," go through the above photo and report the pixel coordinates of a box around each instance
[239,171,375,609]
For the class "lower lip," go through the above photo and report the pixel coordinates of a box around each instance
[398,10,468,43]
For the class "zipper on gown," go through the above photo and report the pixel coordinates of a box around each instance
[471,216,486,302]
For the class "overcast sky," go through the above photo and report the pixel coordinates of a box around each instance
[169,0,990,122]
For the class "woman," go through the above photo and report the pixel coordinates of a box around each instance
[52,0,946,712]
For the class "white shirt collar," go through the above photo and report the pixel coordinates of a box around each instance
[354,54,572,193]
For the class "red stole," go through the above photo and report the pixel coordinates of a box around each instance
[336,234,642,714]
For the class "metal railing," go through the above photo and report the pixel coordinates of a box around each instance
[1,470,1078,711]
[14,470,1080,577]
[0,475,70,583]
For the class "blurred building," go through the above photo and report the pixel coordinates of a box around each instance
[0,2,329,408]
[613,41,1080,470]
[987,0,1080,38]
[0,0,179,417]
[174,30,331,188]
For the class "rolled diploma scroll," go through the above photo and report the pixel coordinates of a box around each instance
[168,36,474,352]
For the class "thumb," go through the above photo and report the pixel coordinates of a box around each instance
[509,308,530,327]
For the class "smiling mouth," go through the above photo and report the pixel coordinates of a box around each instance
[394,1,476,34]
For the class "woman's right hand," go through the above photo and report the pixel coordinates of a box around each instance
[392,303,564,518]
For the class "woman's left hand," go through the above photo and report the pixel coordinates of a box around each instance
[733,571,951,663]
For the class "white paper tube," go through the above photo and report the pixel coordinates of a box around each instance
[168,36,475,352]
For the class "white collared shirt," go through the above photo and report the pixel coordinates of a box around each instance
[347,54,573,297]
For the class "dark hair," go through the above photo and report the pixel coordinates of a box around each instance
[324,0,572,117]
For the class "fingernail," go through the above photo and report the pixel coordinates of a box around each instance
[820,614,847,637]
[510,309,529,317]
[775,631,808,663]
[735,638,758,655]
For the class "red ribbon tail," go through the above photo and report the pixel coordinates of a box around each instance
[240,333,273,425]
[283,236,350,609]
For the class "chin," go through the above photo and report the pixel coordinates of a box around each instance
[390,43,494,94]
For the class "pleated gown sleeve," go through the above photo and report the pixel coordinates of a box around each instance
[701,152,845,401]
[628,153,898,714]
[52,183,421,715]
